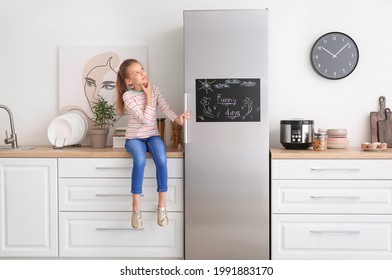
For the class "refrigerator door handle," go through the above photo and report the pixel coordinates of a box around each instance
[184,92,189,143]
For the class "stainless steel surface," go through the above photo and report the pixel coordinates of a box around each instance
[280,124,314,143]
[0,145,35,151]
[280,120,314,149]
[302,124,314,142]
[184,93,188,144]
[184,10,269,260]
[0,104,18,149]
[280,124,293,142]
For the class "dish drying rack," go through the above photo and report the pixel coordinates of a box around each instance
[52,137,82,149]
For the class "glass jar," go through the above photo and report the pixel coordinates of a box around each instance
[170,121,183,150]
[313,131,327,151]
[157,118,166,142]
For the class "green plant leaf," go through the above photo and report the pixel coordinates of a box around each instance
[91,95,117,129]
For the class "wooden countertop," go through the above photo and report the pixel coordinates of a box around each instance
[270,147,392,159]
[0,146,183,158]
[4,146,391,159]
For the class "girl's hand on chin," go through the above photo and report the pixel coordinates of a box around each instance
[141,80,152,96]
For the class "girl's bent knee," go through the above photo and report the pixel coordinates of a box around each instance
[133,156,146,168]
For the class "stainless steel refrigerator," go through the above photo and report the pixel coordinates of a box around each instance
[184,9,269,259]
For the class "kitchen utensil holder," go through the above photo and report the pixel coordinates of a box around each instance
[52,137,81,149]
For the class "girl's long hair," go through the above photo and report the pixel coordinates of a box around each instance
[115,59,139,115]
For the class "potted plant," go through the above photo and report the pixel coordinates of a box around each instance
[89,95,117,148]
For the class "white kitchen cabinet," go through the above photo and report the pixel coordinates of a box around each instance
[59,178,183,212]
[272,159,392,180]
[0,158,58,257]
[271,154,392,260]
[59,212,183,258]
[273,214,392,259]
[58,157,184,258]
[272,180,392,214]
[58,158,183,178]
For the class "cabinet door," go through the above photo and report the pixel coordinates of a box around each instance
[0,158,58,257]
[59,212,183,258]
[272,180,392,214]
[272,214,392,259]
[59,178,184,211]
[272,159,392,180]
[58,158,183,178]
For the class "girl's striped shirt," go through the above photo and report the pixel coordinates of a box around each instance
[123,86,178,139]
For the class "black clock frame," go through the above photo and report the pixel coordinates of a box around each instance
[310,31,359,80]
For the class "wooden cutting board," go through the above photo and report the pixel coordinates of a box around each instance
[378,108,392,147]
[370,96,386,142]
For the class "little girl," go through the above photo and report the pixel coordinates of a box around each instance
[116,59,189,229]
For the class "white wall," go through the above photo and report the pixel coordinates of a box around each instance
[1,0,391,147]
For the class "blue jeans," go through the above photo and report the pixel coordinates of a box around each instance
[125,136,168,194]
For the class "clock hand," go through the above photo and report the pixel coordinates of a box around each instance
[321,47,336,58]
[334,42,349,57]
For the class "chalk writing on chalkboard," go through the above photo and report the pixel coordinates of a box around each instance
[196,78,261,122]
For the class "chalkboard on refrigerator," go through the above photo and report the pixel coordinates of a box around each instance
[195,78,261,122]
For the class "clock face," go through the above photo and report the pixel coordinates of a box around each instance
[311,32,359,80]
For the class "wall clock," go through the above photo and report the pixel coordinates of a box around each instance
[310,32,359,80]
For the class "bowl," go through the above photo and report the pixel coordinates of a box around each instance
[327,128,347,137]
[327,143,349,149]
[327,137,349,142]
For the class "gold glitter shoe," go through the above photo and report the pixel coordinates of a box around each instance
[157,207,169,227]
[131,210,143,229]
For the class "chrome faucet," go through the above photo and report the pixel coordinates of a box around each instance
[0,104,18,149]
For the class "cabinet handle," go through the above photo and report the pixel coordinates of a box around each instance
[310,230,361,234]
[310,195,360,200]
[95,166,129,170]
[96,227,144,231]
[310,168,361,172]
[95,194,143,197]
[95,194,131,197]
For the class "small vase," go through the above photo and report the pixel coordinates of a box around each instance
[89,128,109,148]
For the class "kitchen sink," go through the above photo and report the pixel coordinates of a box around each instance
[0,146,35,151]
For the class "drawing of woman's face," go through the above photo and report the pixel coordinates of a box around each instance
[83,53,119,112]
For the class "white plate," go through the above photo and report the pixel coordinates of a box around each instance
[70,111,88,143]
[47,117,73,146]
[59,114,79,144]
[327,146,349,149]
[63,113,83,144]
[47,112,88,147]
